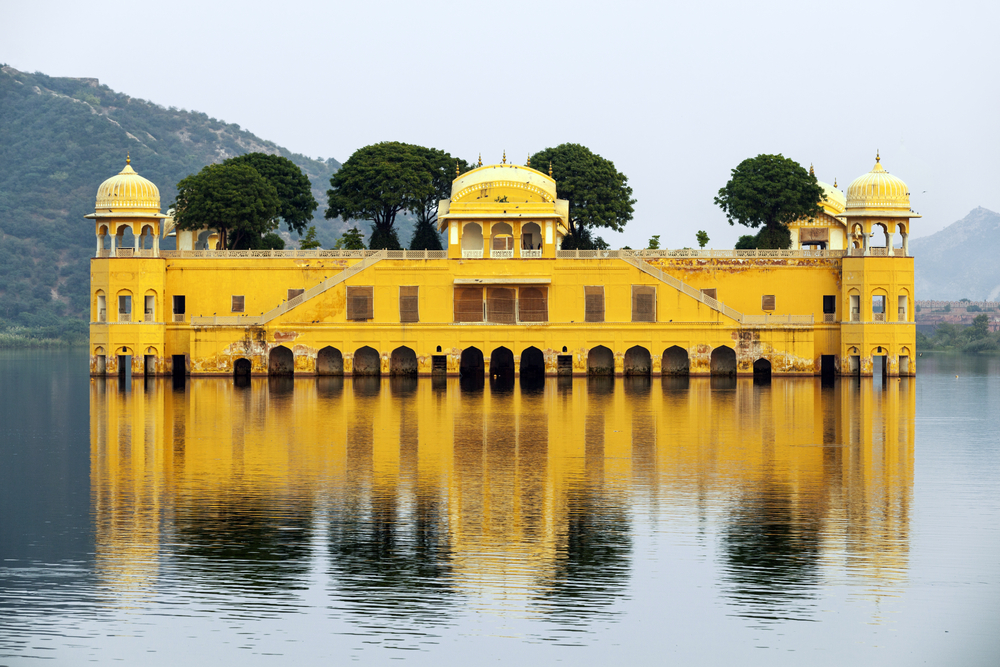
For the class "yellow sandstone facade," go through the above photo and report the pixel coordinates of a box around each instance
[89,155,917,378]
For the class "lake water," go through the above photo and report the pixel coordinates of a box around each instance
[1,350,998,665]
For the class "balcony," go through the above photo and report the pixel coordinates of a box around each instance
[521,249,543,259]
[491,249,514,259]
[462,249,483,259]
[874,312,886,322]
[118,311,131,323]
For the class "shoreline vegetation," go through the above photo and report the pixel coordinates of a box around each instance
[916,314,998,354]
[0,323,86,349]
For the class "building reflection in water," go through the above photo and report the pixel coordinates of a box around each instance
[90,373,913,626]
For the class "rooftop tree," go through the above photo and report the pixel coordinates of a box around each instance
[224,153,318,237]
[714,154,825,250]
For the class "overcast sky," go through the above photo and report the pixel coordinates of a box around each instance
[6,0,999,247]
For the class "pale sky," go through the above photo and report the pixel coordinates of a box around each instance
[5,0,999,248]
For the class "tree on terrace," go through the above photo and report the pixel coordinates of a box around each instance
[714,154,825,250]
[171,162,280,250]
[409,147,471,250]
[529,143,635,250]
[224,152,318,236]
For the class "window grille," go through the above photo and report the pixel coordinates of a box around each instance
[585,286,604,323]
[487,287,515,324]
[632,285,656,322]
[232,295,245,313]
[518,286,548,323]
[454,287,484,322]
[762,295,776,311]
[399,286,419,323]
[346,286,374,320]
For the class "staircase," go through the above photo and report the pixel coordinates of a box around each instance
[619,255,745,322]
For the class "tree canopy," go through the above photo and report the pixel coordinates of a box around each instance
[224,153,317,235]
[529,143,635,244]
[171,162,281,250]
[326,142,437,250]
[714,154,825,249]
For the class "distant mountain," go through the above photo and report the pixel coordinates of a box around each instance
[0,66,345,339]
[910,207,1000,301]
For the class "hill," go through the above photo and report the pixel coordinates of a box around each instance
[909,207,1000,301]
[0,65,344,344]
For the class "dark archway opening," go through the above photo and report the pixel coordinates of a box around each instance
[587,345,615,376]
[390,346,418,376]
[234,358,252,384]
[753,358,772,384]
[490,346,515,380]
[662,345,689,376]
[460,347,484,378]
[269,346,294,376]
[317,346,344,376]
[623,345,651,376]
[520,347,545,379]
[710,346,737,376]
[353,346,381,376]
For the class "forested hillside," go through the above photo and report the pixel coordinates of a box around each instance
[0,65,341,344]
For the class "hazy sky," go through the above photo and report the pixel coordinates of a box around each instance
[5,0,999,247]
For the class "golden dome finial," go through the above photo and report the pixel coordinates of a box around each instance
[456,161,460,177]
[834,178,838,188]
[549,161,553,178]
[876,149,880,163]
[126,152,131,165]
[477,153,482,167]
[526,155,531,168]
[809,163,814,176]
[502,150,506,164]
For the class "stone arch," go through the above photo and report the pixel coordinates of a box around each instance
[143,346,158,376]
[491,222,513,251]
[115,289,134,322]
[95,289,107,322]
[623,345,651,376]
[462,223,484,251]
[139,224,155,250]
[353,346,381,376]
[268,345,294,375]
[587,345,615,376]
[662,345,689,375]
[116,223,137,248]
[390,346,418,376]
[520,346,545,379]
[460,346,484,377]
[752,358,772,379]
[490,346,514,378]
[234,358,252,377]
[94,346,106,375]
[143,289,157,322]
[316,346,344,376]
[521,222,542,250]
[710,346,736,376]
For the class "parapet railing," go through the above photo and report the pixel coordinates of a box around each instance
[160,249,385,259]
[741,314,815,325]
[190,250,388,327]
[556,248,850,259]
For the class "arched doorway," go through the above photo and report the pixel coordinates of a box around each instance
[316,346,343,375]
[623,345,651,375]
[520,346,545,379]
[390,346,417,376]
[460,347,484,377]
[490,346,514,379]
[353,346,381,376]
[234,358,252,377]
[710,346,736,376]
[662,345,689,375]
[461,223,484,257]
[521,222,542,251]
[587,345,615,375]
[269,346,294,375]
[753,358,772,381]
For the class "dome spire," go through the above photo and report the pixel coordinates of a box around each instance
[549,161,553,178]
[477,153,482,167]
[876,149,880,163]
[502,150,506,164]
[809,163,814,176]
[834,178,838,188]
[126,152,131,165]
[526,155,531,168]
[456,161,460,177]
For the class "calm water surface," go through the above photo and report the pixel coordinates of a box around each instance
[1,350,998,665]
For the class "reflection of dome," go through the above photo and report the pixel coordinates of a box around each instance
[95,157,161,213]
[845,154,911,214]
[818,180,846,216]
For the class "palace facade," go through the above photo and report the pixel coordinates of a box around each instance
[88,154,917,378]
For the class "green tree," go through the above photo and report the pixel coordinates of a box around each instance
[648,234,661,250]
[944,303,951,313]
[696,230,709,248]
[735,234,757,249]
[335,227,367,250]
[714,154,824,250]
[224,153,318,236]
[969,313,990,339]
[530,143,635,243]
[299,226,321,249]
[409,219,443,250]
[171,162,280,250]
[326,142,435,250]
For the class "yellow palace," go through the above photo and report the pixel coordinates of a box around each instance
[88,154,917,378]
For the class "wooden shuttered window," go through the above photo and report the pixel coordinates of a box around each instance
[231,295,245,313]
[487,287,516,324]
[454,287,484,322]
[288,288,305,301]
[518,287,548,323]
[399,286,418,323]
[632,285,656,322]
[347,286,374,320]
[585,286,605,323]
[762,295,776,311]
